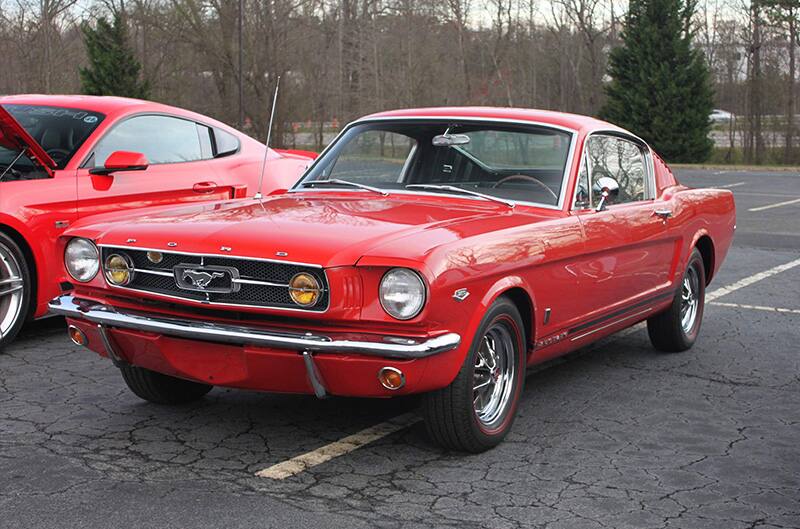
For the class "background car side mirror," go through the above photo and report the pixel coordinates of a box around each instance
[89,151,149,176]
[594,176,620,212]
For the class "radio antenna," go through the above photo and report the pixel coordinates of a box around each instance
[254,75,280,200]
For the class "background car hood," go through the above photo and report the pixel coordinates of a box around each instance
[89,193,533,267]
[0,105,57,176]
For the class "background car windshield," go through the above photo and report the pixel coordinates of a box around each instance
[1,104,105,172]
[300,122,572,206]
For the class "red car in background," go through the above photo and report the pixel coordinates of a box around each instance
[52,107,735,452]
[0,95,312,348]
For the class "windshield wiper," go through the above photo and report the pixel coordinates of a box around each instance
[301,178,389,196]
[405,184,515,208]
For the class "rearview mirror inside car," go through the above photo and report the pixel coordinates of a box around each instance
[432,134,471,147]
[89,151,149,176]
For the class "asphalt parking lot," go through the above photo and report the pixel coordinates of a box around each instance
[1,168,799,529]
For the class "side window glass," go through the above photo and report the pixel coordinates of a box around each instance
[326,130,416,184]
[92,115,203,167]
[575,156,590,209]
[587,136,647,205]
[197,124,214,159]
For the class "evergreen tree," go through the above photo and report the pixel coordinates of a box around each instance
[79,13,150,99]
[600,0,714,162]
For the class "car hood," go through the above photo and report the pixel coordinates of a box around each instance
[0,105,56,176]
[84,193,545,267]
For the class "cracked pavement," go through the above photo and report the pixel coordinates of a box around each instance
[1,169,799,528]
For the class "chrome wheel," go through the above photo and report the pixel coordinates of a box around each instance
[0,242,24,339]
[473,322,516,428]
[680,265,700,334]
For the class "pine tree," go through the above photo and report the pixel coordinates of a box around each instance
[600,0,714,163]
[79,13,150,99]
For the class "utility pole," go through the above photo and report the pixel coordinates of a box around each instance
[238,0,244,130]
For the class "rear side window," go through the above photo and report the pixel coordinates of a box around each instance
[213,128,240,157]
[92,115,203,167]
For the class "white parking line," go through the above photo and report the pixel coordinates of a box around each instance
[716,182,746,189]
[707,257,800,301]
[710,301,800,315]
[255,257,800,479]
[748,198,800,212]
[255,412,420,479]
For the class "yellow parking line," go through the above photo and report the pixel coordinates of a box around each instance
[255,412,420,479]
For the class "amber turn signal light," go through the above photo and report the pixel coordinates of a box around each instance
[289,272,321,307]
[378,367,405,390]
[68,325,88,346]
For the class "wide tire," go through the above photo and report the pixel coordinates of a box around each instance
[647,248,706,352]
[0,232,32,351]
[120,365,212,404]
[422,297,526,452]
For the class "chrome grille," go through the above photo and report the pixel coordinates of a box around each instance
[100,247,329,311]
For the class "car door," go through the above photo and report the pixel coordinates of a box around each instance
[76,114,235,218]
[571,134,677,323]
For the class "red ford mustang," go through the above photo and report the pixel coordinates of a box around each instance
[0,95,312,348]
[50,107,735,452]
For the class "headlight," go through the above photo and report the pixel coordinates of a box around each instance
[104,253,134,286]
[289,272,321,307]
[379,268,426,320]
[64,238,99,282]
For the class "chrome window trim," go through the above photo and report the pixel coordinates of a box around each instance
[97,245,330,313]
[292,116,579,212]
[570,130,657,211]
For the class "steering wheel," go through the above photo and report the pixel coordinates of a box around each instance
[493,174,558,201]
[45,148,70,165]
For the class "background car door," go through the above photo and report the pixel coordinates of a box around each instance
[76,114,235,218]
[572,134,677,322]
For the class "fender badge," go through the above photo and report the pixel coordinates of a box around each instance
[453,288,470,302]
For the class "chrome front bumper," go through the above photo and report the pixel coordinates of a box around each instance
[49,295,461,359]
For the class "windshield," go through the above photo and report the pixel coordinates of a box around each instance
[298,121,573,206]
[0,104,105,177]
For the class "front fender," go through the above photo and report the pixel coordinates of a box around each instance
[417,274,537,391]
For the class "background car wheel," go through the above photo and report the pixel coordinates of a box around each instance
[0,232,32,351]
[647,248,706,353]
[422,296,526,452]
[119,365,212,404]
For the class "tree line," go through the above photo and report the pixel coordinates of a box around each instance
[0,0,798,164]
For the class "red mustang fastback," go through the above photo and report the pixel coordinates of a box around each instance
[0,95,311,348]
[50,107,735,452]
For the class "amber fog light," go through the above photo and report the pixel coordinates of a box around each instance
[378,367,405,390]
[289,273,321,307]
[104,253,134,286]
[146,251,163,264]
[68,325,87,346]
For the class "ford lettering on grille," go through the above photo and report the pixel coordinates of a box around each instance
[173,264,239,294]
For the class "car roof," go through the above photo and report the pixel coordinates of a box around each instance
[361,106,626,135]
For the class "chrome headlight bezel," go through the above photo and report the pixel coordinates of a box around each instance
[64,238,100,283]
[379,268,427,320]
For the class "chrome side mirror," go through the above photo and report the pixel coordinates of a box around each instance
[594,176,620,212]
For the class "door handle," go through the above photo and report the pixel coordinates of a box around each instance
[193,181,218,194]
[653,209,672,220]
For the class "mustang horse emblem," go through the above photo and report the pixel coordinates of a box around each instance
[181,270,225,290]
